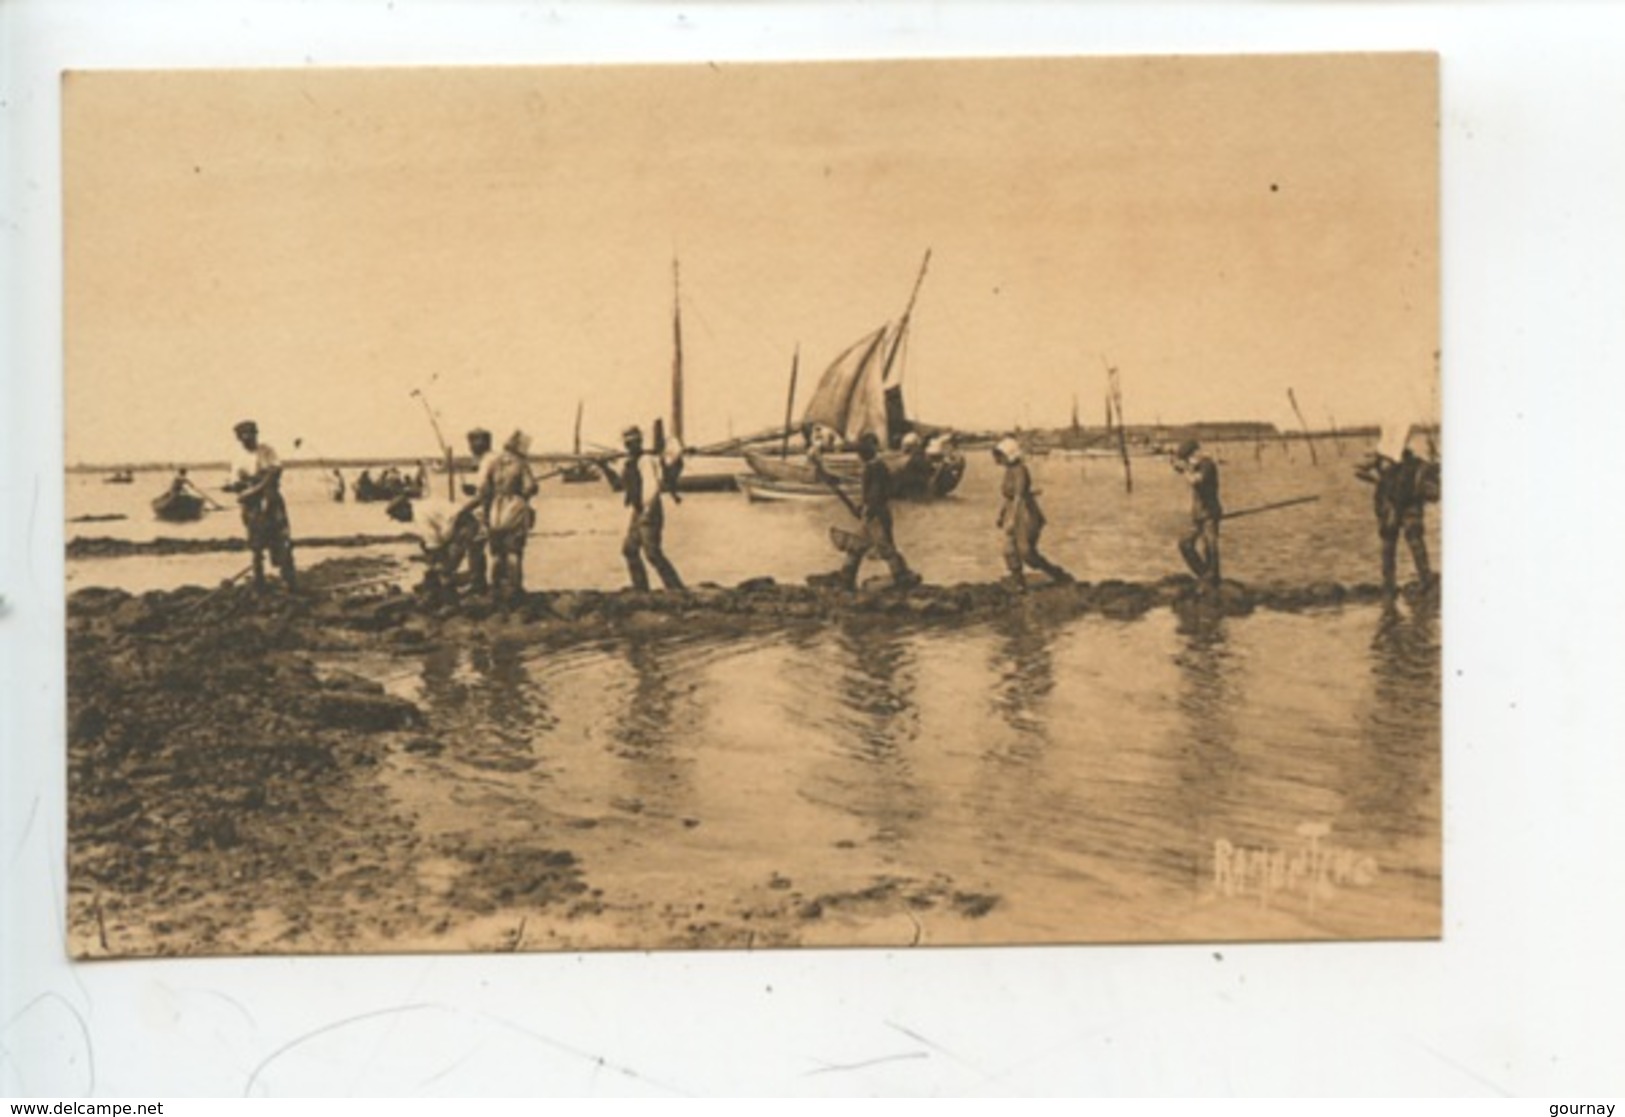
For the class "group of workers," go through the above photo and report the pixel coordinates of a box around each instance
[221,418,1438,604]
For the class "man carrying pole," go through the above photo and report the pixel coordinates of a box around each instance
[816,432,921,592]
[1355,426,1439,600]
[1172,438,1223,589]
[606,424,684,592]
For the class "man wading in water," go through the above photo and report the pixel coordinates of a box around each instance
[1173,437,1222,590]
[225,419,297,592]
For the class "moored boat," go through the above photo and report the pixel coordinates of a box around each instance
[737,474,847,504]
[743,251,965,500]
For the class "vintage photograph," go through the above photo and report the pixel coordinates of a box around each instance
[63,54,1439,958]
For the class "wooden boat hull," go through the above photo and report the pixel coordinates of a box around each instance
[738,475,846,503]
[672,472,738,494]
[743,448,964,500]
[353,477,425,503]
[151,491,206,523]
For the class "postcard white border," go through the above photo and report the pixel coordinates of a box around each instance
[5,0,1624,1097]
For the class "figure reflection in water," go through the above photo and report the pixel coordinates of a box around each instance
[417,639,555,766]
[970,610,1063,849]
[988,608,1058,744]
[829,618,924,844]
[1345,603,1441,847]
[609,637,694,815]
[1170,603,1243,874]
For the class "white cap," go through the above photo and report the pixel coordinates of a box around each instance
[1377,422,1412,461]
[995,436,1022,463]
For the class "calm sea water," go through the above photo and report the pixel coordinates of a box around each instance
[66,443,1441,943]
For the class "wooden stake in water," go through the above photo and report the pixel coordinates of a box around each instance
[1103,356,1133,493]
[1287,387,1319,465]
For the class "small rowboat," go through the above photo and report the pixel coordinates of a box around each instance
[152,490,207,523]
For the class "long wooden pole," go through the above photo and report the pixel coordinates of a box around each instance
[780,346,800,459]
[1287,387,1319,465]
[1221,494,1320,522]
[1102,357,1132,493]
[671,257,685,444]
[409,388,455,501]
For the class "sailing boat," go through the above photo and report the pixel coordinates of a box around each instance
[742,251,965,500]
[559,399,598,483]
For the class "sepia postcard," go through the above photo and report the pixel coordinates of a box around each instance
[63,54,1440,958]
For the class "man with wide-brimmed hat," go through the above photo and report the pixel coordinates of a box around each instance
[224,419,297,591]
[612,424,684,592]
[1172,437,1222,588]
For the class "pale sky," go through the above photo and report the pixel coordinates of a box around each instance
[64,54,1437,464]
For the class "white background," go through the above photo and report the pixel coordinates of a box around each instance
[4,0,1623,1097]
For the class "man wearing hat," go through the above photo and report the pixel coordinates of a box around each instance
[224,420,297,592]
[612,424,684,592]
[1172,437,1222,588]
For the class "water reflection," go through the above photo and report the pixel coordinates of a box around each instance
[1169,602,1243,879]
[607,636,696,817]
[417,638,556,771]
[826,618,925,844]
[988,606,1058,745]
[1344,602,1441,846]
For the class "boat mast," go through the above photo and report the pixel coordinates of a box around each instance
[573,399,584,457]
[876,249,931,446]
[781,345,800,459]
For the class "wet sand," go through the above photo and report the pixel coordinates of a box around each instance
[66,560,1436,958]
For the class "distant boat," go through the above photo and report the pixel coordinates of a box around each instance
[151,489,206,523]
[560,400,599,484]
[353,471,425,503]
[104,469,135,484]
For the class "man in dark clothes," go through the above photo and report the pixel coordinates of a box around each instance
[608,425,684,592]
[1173,438,1222,588]
[829,432,921,591]
[1355,443,1438,598]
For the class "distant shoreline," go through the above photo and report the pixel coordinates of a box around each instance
[67,422,1426,474]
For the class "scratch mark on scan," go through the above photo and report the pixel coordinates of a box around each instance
[804,1050,929,1077]
[243,1003,441,1097]
[480,1011,690,1096]
[2,992,96,1096]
